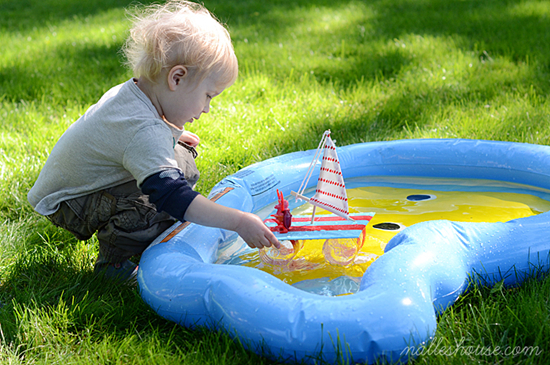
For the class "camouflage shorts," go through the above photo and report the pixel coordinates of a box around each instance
[46,143,200,265]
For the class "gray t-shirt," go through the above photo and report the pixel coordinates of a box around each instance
[28,78,183,216]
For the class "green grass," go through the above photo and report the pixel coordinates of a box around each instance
[1,0,550,363]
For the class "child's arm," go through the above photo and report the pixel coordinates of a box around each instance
[184,195,280,249]
[141,169,279,249]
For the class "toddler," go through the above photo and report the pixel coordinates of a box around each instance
[27,0,280,281]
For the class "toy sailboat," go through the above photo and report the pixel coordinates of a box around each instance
[291,130,352,223]
[264,130,375,242]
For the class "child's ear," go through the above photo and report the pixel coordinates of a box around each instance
[167,65,188,91]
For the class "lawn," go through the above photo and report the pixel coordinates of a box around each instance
[1,0,550,363]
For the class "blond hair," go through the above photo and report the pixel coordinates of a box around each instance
[123,0,238,86]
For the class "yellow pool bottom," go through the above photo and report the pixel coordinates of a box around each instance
[240,184,550,286]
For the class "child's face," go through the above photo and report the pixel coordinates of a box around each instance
[162,67,227,129]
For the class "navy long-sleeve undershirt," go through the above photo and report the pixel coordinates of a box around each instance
[141,169,200,222]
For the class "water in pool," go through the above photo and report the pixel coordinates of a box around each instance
[216,176,550,296]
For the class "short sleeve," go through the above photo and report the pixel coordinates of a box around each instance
[122,124,179,186]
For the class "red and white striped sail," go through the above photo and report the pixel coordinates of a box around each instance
[309,134,350,220]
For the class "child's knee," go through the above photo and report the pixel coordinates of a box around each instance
[96,211,174,262]
[47,193,111,241]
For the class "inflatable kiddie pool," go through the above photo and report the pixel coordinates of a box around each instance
[138,139,550,364]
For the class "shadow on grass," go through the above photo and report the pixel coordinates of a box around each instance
[0,42,127,104]
[0,220,280,364]
[2,0,549,138]
[210,0,550,88]
[369,0,550,65]
[0,0,157,32]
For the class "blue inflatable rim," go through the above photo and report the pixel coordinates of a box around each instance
[138,138,550,364]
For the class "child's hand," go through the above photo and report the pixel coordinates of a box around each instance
[184,195,280,250]
[234,212,281,249]
[179,131,200,147]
